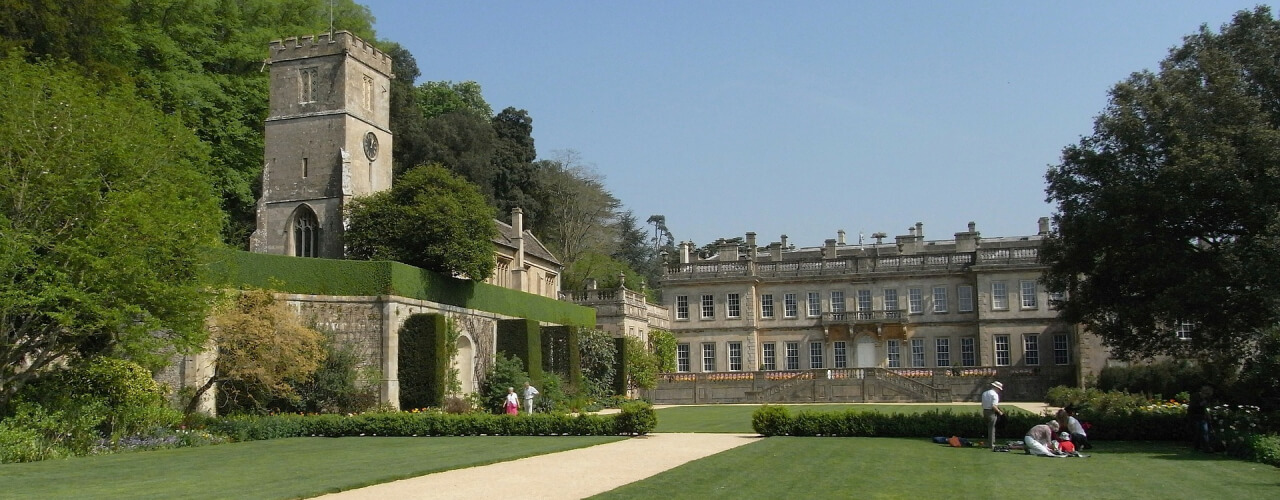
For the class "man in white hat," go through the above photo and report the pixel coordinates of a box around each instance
[982,381,1004,451]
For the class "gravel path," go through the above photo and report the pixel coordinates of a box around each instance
[313,433,759,500]
[313,402,1052,499]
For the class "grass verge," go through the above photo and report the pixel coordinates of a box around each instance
[592,437,1280,500]
[0,435,623,500]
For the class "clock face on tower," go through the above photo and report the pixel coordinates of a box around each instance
[362,131,379,160]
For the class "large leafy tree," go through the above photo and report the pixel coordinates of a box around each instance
[1,0,378,246]
[385,43,430,177]
[1042,7,1280,366]
[491,107,542,225]
[614,211,660,290]
[345,164,498,280]
[0,55,224,406]
[532,150,621,267]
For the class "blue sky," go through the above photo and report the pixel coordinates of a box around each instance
[358,0,1251,248]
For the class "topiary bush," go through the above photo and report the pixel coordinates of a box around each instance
[614,401,657,435]
[751,405,791,436]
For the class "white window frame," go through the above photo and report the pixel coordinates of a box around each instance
[994,334,1011,366]
[701,342,716,372]
[932,286,948,313]
[806,292,821,317]
[1024,334,1040,366]
[784,293,798,318]
[1175,320,1193,340]
[701,294,715,319]
[785,342,800,370]
[857,290,872,319]
[908,288,923,314]
[728,342,743,371]
[884,289,900,318]
[727,293,741,319]
[958,285,974,313]
[935,338,950,367]
[1020,280,1038,309]
[961,337,976,367]
[761,294,775,319]
[910,338,925,368]
[762,342,777,370]
[810,342,824,369]
[830,291,846,314]
[834,341,848,368]
[1049,291,1064,310]
[887,340,901,368]
[676,343,690,372]
[676,295,689,320]
[1053,334,1070,365]
[992,282,1008,310]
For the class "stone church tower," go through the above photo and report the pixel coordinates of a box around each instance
[250,31,393,258]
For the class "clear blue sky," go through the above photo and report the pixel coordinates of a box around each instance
[358,0,1252,248]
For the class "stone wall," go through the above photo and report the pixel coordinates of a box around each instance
[646,366,1074,404]
[169,292,512,415]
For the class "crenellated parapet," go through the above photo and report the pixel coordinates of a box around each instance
[269,30,392,75]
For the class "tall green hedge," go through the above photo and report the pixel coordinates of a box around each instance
[204,248,594,327]
[541,326,582,391]
[613,337,630,396]
[497,319,542,382]
[398,314,450,409]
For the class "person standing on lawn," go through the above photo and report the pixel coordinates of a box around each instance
[1188,385,1215,451]
[504,387,520,415]
[523,381,540,414]
[982,381,1005,450]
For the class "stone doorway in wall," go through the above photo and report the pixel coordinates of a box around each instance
[855,335,877,367]
[456,335,475,393]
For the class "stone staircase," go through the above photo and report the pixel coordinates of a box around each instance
[746,372,814,403]
[872,369,951,402]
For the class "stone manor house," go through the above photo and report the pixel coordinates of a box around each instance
[652,221,1108,403]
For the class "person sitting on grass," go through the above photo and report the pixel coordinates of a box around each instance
[1056,432,1076,455]
[1064,406,1091,449]
[1024,420,1065,457]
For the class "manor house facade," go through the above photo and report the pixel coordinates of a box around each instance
[657,219,1107,402]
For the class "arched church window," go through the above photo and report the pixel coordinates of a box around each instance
[293,208,319,258]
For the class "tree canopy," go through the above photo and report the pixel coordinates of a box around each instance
[1042,7,1280,365]
[345,164,498,280]
[1,0,377,246]
[0,54,224,406]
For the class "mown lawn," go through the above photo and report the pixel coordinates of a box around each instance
[0,435,622,500]
[654,404,1013,433]
[592,437,1280,500]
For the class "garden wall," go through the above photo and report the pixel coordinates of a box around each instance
[648,366,1074,404]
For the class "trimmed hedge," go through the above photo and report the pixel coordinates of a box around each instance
[205,406,656,441]
[399,314,449,409]
[750,406,1188,441]
[497,319,543,381]
[204,248,594,327]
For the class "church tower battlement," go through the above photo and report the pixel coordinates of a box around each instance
[250,30,394,258]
